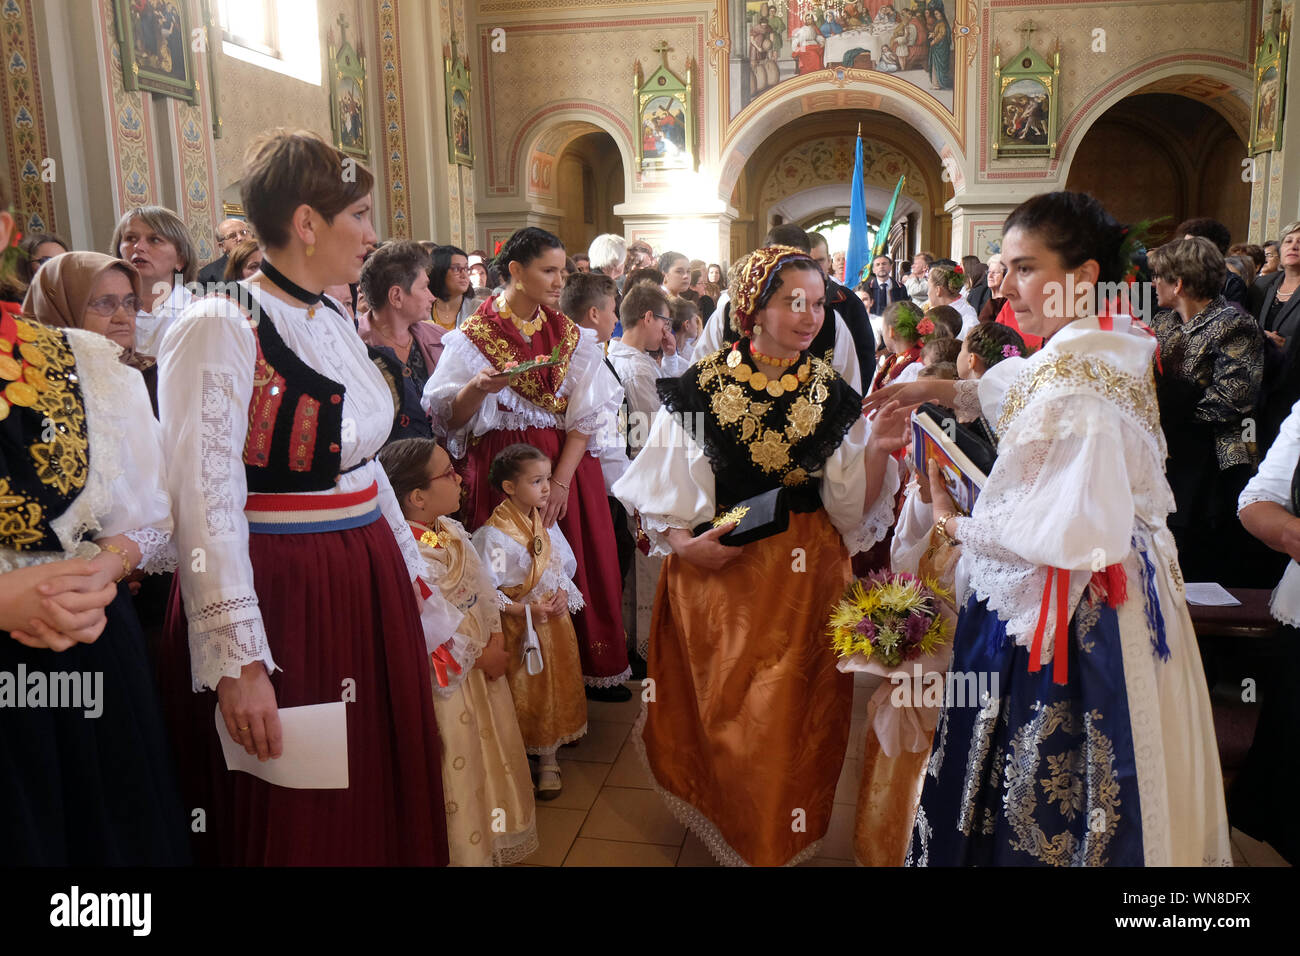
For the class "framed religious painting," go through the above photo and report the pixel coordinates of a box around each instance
[635,41,696,171]
[991,25,1060,160]
[113,0,198,104]
[1249,11,1290,155]
[445,35,473,168]
[327,15,369,159]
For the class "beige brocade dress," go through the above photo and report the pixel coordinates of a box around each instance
[415,517,538,866]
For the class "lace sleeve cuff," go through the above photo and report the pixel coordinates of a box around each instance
[123,527,179,574]
[637,514,685,558]
[187,596,278,692]
[840,455,901,555]
[952,379,982,423]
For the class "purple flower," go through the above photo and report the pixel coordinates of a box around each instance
[904,612,929,646]
[855,618,878,641]
[1002,344,1021,358]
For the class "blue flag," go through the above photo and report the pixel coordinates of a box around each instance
[844,131,870,289]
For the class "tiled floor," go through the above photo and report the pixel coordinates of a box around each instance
[516,672,1290,867]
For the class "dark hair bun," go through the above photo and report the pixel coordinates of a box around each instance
[494,227,565,277]
[1003,191,1128,284]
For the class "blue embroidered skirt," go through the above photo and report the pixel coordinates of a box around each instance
[907,591,1145,866]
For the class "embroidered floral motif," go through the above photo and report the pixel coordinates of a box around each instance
[460,306,580,414]
[1042,749,1085,820]
[712,383,749,425]
[750,429,792,472]
[998,351,1159,438]
[22,324,89,498]
[785,394,823,440]
[0,476,44,550]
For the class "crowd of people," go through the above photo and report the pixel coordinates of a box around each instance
[2,127,1297,867]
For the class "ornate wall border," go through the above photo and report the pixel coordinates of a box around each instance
[96,0,159,212]
[376,0,412,239]
[0,0,56,231]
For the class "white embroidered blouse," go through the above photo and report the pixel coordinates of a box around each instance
[1238,396,1300,626]
[157,284,425,692]
[0,329,175,575]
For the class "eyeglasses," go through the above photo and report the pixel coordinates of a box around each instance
[33,256,57,267]
[426,462,458,485]
[652,313,672,323]
[446,264,470,274]
[219,228,250,244]
[86,294,142,316]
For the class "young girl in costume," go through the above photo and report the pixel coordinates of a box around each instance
[473,443,588,798]
[871,301,930,392]
[378,437,538,865]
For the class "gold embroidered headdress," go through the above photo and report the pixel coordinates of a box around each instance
[730,245,819,337]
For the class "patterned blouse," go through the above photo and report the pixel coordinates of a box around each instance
[1151,295,1264,470]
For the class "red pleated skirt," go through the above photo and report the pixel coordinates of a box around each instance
[461,426,630,686]
[159,515,449,866]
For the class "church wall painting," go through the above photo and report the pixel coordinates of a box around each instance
[114,0,197,104]
[732,0,956,117]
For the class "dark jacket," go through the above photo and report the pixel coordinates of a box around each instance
[1224,270,1248,309]
[828,277,876,380]
[1250,270,1300,454]
[966,277,991,317]
[866,276,909,315]
[197,255,228,286]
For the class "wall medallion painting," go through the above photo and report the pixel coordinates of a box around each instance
[328,14,368,159]
[729,0,956,116]
[1249,11,1290,155]
[635,41,696,171]
[992,24,1059,159]
[445,34,473,167]
[114,0,198,104]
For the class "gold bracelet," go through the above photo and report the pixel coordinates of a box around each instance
[97,543,134,583]
[934,513,960,546]
[551,478,570,491]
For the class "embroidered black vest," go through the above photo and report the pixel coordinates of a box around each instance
[237,302,347,493]
[0,318,90,552]
[657,340,861,515]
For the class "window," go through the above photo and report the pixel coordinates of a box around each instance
[218,0,279,58]
[218,0,320,86]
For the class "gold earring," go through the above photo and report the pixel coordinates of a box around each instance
[305,244,315,257]
[754,323,762,336]
[514,282,524,291]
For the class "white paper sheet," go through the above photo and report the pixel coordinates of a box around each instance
[216,701,349,789]
[1184,583,1242,607]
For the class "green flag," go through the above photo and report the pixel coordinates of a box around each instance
[872,176,906,257]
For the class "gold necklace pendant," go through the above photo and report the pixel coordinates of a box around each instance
[532,535,544,555]
[728,354,810,397]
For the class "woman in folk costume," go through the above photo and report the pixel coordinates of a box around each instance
[866,191,1232,866]
[423,227,630,701]
[473,444,588,798]
[613,246,912,866]
[1,199,188,864]
[157,131,454,865]
[379,438,538,865]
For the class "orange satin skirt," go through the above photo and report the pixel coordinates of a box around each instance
[500,610,588,755]
[639,510,854,866]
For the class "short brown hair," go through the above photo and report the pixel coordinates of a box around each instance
[922,337,961,365]
[360,240,431,313]
[110,205,198,283]
[241,129,375,249]
[377,437,439,507]
[489,443,550,492]
[620,280,669,329]
[669,294,699,335]
[1147,237,1225,301]
[560,270,616,320]
[917,362,957,380]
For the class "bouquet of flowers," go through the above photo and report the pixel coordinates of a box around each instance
[827,570,953,668]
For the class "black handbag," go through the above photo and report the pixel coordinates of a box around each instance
[692,486,790,546]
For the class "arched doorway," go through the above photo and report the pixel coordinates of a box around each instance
[1065,92,1249,244]
[727,108,949,265]
[554,131,625,254]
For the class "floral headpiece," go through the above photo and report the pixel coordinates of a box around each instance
[731,244,817,336]
[890,301,930,341]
